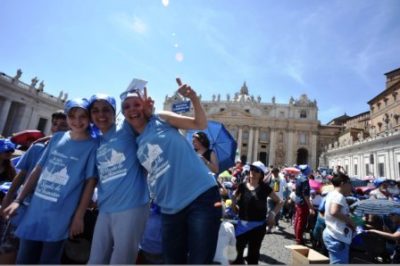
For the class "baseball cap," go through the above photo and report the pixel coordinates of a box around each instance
[251,161,267,174]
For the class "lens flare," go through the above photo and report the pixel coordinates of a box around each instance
[161,0,169,7]
[175,52,184,62]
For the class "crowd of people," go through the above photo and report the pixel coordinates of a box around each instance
[0,77,399,264]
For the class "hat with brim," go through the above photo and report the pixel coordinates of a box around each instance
[251,161,267,174]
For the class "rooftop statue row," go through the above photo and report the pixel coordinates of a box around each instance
[0,69,68,102]
[165,81,318,107]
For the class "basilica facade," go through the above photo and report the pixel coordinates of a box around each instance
[164,82,321,169]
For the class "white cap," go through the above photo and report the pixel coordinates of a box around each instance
[251,161,267,174]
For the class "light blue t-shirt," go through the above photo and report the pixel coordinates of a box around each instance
[16,143,46,177]
[95,121,149,213]
[136,115,217,214]
[12,143,47,225]
[16,131,97,242]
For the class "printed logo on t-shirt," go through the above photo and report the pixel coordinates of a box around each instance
[97,147,127,184]
[35,167,70,202]
[138,143,170,187]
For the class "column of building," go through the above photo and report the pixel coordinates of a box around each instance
[286,129,294,166]
[237,127,243,160]
[269,129,276,166]
[247,127,254,163]
[19,105,34,133]
[388,149,395,180]
[0,99,12,135]
[252,127,259,162]
[310,131,318,170]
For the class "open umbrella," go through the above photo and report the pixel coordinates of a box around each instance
[283,167,300,175]
[309,179,323,191]
[350,177,369,188]
[11,130,44,147]
[186,120,237,174]
[351,199,400,216]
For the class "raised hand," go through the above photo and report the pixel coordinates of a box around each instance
[176,77,197,100]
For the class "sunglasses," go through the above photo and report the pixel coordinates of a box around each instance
[250,165,263,174]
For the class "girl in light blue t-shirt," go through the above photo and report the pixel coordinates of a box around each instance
[121,78,222,264]
[3,98,98,264]
[87,94,150,264]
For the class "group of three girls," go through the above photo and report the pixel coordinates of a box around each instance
[4,78,222,264]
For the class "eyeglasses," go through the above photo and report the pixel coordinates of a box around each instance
[250,165,263,174]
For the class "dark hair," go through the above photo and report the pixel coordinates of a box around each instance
[1,159,16,182]
[331,172,350,187]
[193,132,210,149]
[271,167,280,173]
[51,110,67,121]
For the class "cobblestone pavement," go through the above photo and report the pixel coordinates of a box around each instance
[258,219,298,265]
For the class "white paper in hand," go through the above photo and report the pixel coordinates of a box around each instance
[127,78,147,92]
[120,78,148,101]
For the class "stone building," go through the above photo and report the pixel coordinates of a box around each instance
[320,67,400,180]
[0,69,67,137]
[164,82,321,169]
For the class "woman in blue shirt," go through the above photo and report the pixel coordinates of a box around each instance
[122,78,222,264]
[87,94,150,264]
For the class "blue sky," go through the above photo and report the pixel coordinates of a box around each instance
[1,0,399,123]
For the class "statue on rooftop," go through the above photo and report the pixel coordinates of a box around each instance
[30,77,39,88]
[12,69,22,83]
[38,81,45,92]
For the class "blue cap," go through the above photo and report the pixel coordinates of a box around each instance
[64,98,89,114]
[298,164,312,176]
[0,138,16,153]
[88,94,116,111]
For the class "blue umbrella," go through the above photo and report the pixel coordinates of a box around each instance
[351,199,400,216]
[186,120,237,174]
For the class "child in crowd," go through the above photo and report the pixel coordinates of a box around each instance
[0,111,68,264]
[3,98,97,264]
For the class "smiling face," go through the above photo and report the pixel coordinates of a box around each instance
[67,108,90,135]
[90,100,116,133]
[122,96,148,133]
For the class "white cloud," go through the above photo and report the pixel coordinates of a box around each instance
[111,13,148,34]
